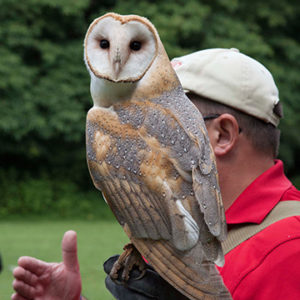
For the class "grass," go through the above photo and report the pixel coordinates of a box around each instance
[0,218,129,299]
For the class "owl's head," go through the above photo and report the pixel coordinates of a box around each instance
[84,13,158,83]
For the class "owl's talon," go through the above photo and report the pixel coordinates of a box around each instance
[109,266,120,280]
[121,268,130,282]
[131,268,146,281]
[110,243,147,283]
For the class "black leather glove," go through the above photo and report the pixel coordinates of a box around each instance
[104,255,189,300]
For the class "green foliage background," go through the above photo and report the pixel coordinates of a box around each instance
[1,0,300,217]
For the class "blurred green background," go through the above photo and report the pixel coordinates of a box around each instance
[0,0,300,298]
[0,220,129,299]
[1,0,300,218]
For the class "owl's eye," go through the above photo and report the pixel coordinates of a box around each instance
[100,39,110,49]
[130,41,142,51]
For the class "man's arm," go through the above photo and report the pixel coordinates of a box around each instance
[12,231,82,300]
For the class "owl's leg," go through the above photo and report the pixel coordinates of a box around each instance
[110,243,147,282]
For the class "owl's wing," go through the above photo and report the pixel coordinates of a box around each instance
[87,105,231,299]
[87,102,225,253]
[149,89,227,243]
[87,106,215,251]
[191,132,227,242]
[88,158,172,241]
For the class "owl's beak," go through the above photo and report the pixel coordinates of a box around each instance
[112,50,122,80]
[110,45,131,82]
[113,60,121,78]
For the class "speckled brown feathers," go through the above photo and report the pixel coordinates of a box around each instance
[85,13,231,299]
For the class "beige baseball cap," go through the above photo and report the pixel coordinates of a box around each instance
[172,48,281,126]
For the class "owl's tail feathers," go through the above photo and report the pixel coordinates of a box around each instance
[126,227,231,300]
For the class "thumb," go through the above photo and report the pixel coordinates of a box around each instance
[62,230,80,272]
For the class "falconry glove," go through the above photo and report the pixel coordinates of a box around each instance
[104,255,189,300]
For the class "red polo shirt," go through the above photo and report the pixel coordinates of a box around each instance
[218,160,300,299]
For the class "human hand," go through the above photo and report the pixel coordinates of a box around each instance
[104,255,189,300]
[12,230,82,300]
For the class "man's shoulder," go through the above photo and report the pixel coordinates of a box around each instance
[256,199,300,240]
[254,213,300,245]
[228,213,300,262]
[220,214,300,294]
[282,184,300,200]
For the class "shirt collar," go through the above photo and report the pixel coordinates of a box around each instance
[225,160,292,225]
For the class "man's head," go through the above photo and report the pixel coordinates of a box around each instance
[172,48,282,159]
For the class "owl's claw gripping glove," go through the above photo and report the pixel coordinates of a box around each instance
[104,255,189,300]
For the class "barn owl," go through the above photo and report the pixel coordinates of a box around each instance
[84,13,231,299]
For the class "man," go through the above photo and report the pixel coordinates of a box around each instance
[11,49,300,300]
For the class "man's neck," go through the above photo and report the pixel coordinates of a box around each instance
[217,153,275,211]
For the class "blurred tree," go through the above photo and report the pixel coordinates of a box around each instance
[0,0,91,184]
[0,0,299,216]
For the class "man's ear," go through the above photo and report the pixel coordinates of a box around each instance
[208,114,240,157]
